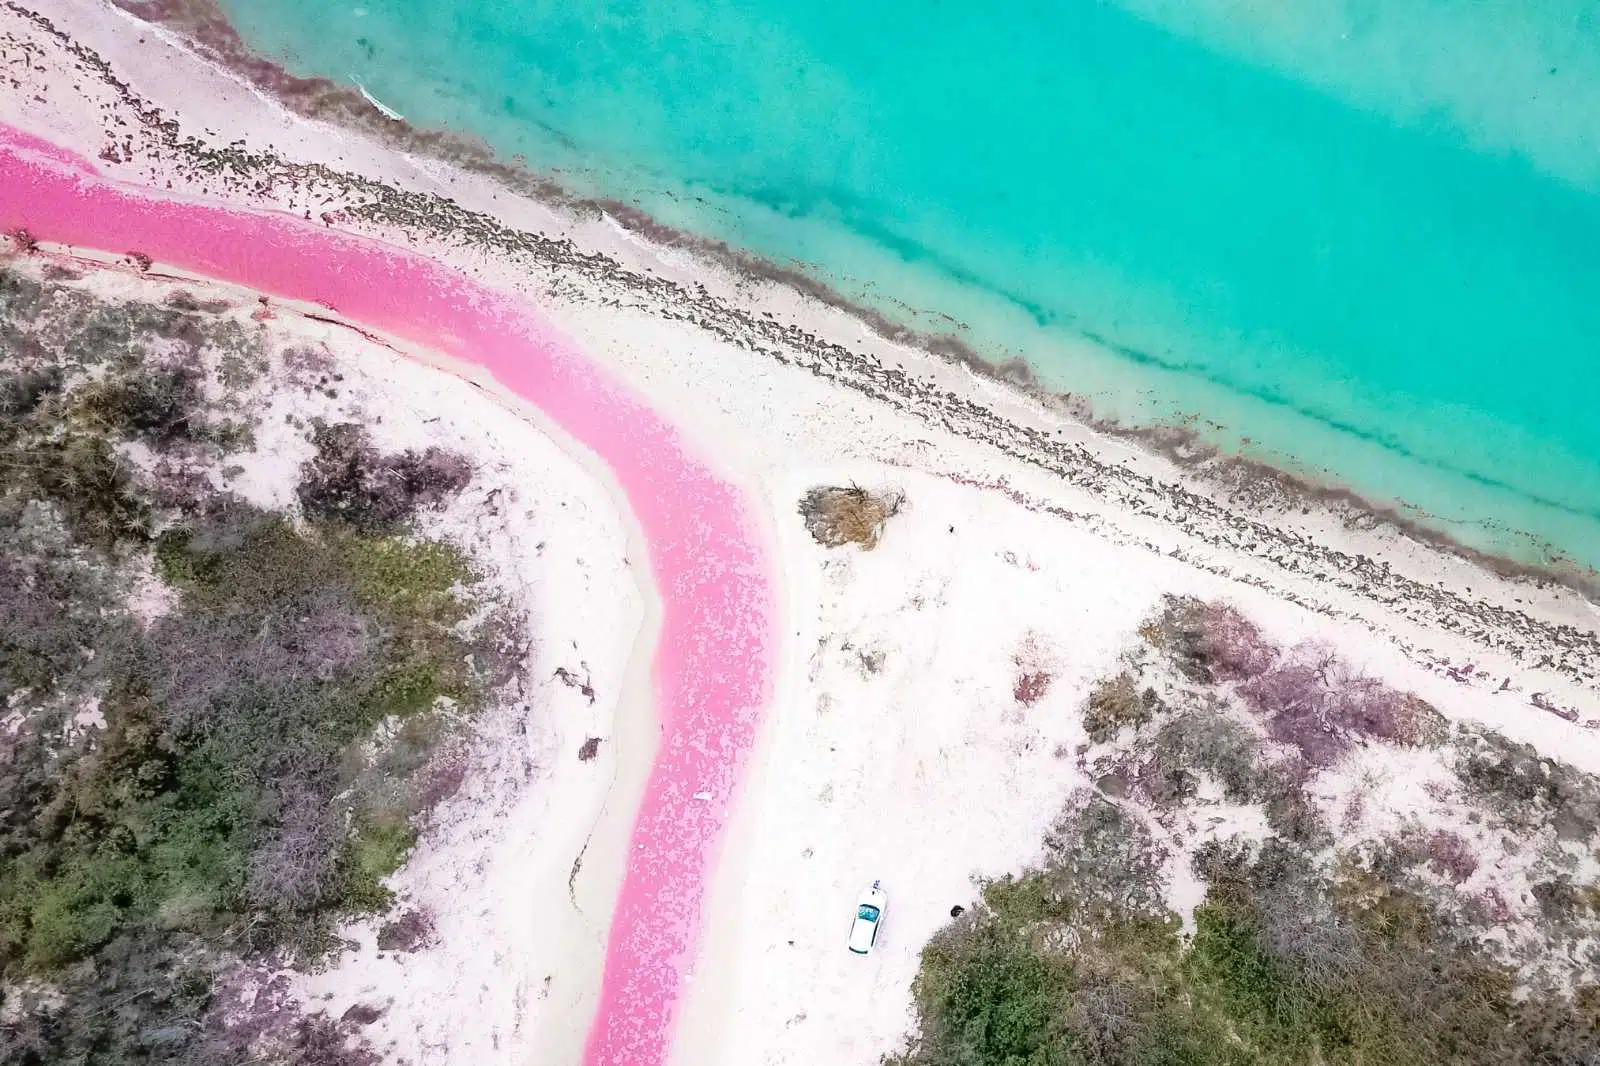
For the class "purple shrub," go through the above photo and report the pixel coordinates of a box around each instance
[291,1014,383,1066]
[202,965,382,1065]
[1238,645,1350,768]
[1208,619,1442,767]
[1130,750,1197,808]
[202,966,297,1052]
[1154,596,1278,682]
[1013,670,1053,706]
[1471,885,1515,926]
[1330,676,1405,743]
[1200,603,1279,681]
[375,907,435,953]
[284,594,374,682]
[415,750,470,811]
[297,422,473,534]
[248,789,344,915]
[1329,676,1445,747]
[1424,830,1479,884]
[150,592,373,735]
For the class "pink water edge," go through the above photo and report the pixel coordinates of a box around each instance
[0,126,775,1066]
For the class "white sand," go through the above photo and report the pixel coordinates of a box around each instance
[3,4,1599,1065]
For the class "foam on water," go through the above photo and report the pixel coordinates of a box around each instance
[218,0,1600,571]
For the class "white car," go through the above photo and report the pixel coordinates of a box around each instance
[847,880,888,955]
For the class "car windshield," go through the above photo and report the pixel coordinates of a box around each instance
[857,904,880,923]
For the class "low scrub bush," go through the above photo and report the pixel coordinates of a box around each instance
[74,361,205,444]
[375,907,435,953]
[1453,727,1600,838]
[1037,795,1171,927]
[1418,829,1479,884]
[797,484,904,549]
[1146,598,1445,769]
[1150,710,1264,804]
[896,614,1600,1066]
[0,266,502,1064]
[21,427,150,547]
[1082,673,1161,744]
[0,364,61,418]
[297,421,473,534]
[1147,595,1277,683]
[893,812,1600,1066]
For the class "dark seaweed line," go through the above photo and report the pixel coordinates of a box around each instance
[7,1,1597,686]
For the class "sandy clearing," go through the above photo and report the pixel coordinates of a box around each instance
[674,465,1600,1066]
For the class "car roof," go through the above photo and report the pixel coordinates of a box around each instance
[848,912,878,951]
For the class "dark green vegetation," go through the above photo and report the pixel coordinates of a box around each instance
[890,597,1600,1066]
[0,266,507,1064]
[895,815,1600,1066]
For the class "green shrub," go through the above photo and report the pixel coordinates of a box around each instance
[929,619,1600,1066]
[30,431,150,547]
[73,363,204,444]
[343,818,419,913]
[0,504,485,975]
[893,801,1598,1066]
[1083,672,1161,744]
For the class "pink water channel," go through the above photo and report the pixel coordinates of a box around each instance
[0,126,775,1066]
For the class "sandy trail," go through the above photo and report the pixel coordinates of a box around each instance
[0,125,776,1066]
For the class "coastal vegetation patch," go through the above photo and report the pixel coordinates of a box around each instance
[799,484,905,550]
[889,597,1600,1066]
[0,263,514,1065]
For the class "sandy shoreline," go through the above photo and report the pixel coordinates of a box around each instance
[3,3,1600,1066]
[68,0,1600,597]
[2,0,1591,667]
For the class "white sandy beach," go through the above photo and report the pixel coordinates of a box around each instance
[3,3,1600,1065]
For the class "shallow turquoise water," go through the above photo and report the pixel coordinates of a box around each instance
[221,0,1600,572]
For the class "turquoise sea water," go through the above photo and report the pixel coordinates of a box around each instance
[219,0,1600,573]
